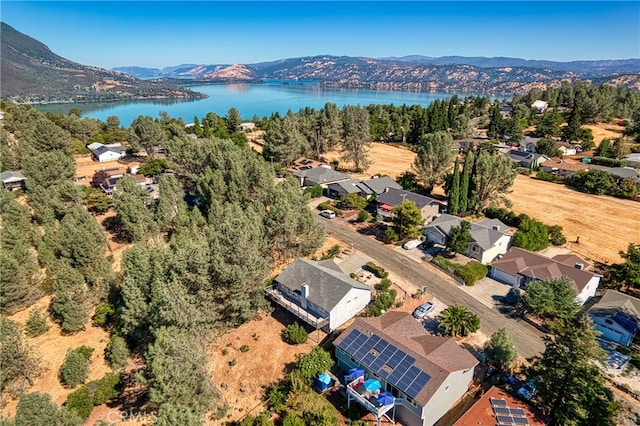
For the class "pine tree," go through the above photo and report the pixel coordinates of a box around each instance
[448,157,461,215]
[459,151,473,213]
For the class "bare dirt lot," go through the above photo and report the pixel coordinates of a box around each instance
[74,155,126,184]
[323,142,416,180]
[2,296,111,419]
[583,122,625,146]
[508,175,640,264]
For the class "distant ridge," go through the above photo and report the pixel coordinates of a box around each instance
[0,22,206,103]
[115,54,640,94]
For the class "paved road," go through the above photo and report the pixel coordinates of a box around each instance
[320,217,546,359]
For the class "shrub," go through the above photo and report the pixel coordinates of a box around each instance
[60,347,94,387]
[25,309,49,337]
[321,244,341,260]
[283,322,308,344]
[229,359,237,367]
[92,373,123,405]
[548,225,567,245]
[378,278,392,292]
[105,335,129,370]
[385,226,400,242]
[590,156,627,167]
[239,345,250,353]
[303,184,323,198]
[460,261,488,286]
[139,158,169,176]
[221,348,229,356]
[297,346,334,379]
[365,262,389,278]
[535,171,564,182]
[516,167,532,176]
[92,303,115,328]
[66,385,94,419]
[356,209,371,223]
[338,193,367,210]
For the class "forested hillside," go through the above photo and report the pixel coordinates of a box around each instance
[0,102,324,424]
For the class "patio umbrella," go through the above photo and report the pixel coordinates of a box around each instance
[318,373,332,384]
[364,378,381,392]
[377,392,395,406]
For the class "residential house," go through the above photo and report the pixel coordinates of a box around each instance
[127,162,141,175]
[454,386,549,426]
[625,153,640,168]
[376,188,442,223]
[89,143,126,162]
[0,170,26,191]
[239,122,256,132]
[291,166,351,190]
[359,176,403,198]
[334,312,479,426]
[518,136,540,152]
[588,290,640,346]
[134,174,153,186]
[489,247,600,305]
[265,258,371,331]
[531,100,549,113]
[557,142,577,157]
[504,150,549,169]
[589,165,640,184]
[540,159,588,177]
[91,168,125,194]
[424,215,513,264]
[327,178,366,199]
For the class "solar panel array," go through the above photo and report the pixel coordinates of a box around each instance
[490,398,529,426]
[336,329,430,399]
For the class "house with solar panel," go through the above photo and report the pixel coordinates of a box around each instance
[334,312,479,426]
[588,290,640,346]
[265,258,371,332]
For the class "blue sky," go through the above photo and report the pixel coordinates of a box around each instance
[2,1,639,69]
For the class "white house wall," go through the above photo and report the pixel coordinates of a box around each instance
[576,275,600,305]
[420,368,475,426]
[97,151,123,162]
[591,317,633,346]
[329,287,371,330]
[420,205,440,223]
[477,235,511,264]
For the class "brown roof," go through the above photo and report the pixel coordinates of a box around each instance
[454,386,549,426]
[552,253,589,269]
[333,312,478,406]
[541,159,588,172]
[491,247,598,294]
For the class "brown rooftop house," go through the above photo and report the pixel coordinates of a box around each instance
[454,386,549,426]
[91,167,125,188]
[489,247,600,305]
[0,170,26,191]
[334,312,478,426]
[588,290,640,346]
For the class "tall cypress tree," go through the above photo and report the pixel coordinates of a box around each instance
[448,157,461,215]
[460,151,474,213]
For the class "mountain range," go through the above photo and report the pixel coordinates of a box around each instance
[0,22,205,103]
[114,55,640,94]
[2,21,639,104]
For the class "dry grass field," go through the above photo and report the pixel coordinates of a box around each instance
[323,141,638,264]
[583,122,625,147]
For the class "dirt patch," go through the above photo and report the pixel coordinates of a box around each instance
[2,296,112,419]
[583,123,625,146]
[508,175,640,264]
[323,142,416,180]
[206,311,321,424]
[247,130,265,154]
[74,155,125,184]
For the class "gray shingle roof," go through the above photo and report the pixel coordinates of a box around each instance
[276,258,370,312]
[588,290,640,330]
[292,166,350,185]
[425,214,509,250]
[376,187,440,209]
[359,176,402,196]
[0,170,26,183]
[327,178,365,194]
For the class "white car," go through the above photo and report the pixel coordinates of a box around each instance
[320,210,336,219]
[412,301,435,319]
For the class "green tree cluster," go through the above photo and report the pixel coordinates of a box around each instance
[60,346,94,388]
[523,277,580,320]
[437,305,480,337]
[484,328,517,371]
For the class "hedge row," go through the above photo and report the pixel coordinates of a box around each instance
[365,262,389,279]
[431,256,488,286]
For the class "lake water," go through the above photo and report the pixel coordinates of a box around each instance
[34,82,473,126]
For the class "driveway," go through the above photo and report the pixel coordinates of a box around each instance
[318,216,546,359]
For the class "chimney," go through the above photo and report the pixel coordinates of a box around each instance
[300,283,309,310]
[575,263,584,270]
[492,225,500,231]
[384,187,389,193]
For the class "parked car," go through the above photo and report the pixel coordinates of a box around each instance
[320,209,336,219]
[412,301,435,319]
[518,381,537,400]
[402,239,422,250]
